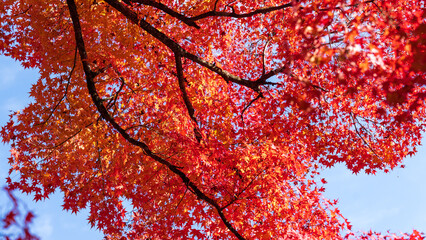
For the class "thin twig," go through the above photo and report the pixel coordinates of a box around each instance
[350,112,381,159]
[175,185,189,209]
[126,0,200,29]
[241,94,262,125]
[190,2,293,21]
[38,47,77,126]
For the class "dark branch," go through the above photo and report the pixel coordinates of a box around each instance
[241,94,262,125]
[190,2,293,21]
[66,1,245,239]
[126,0,200,29]
[66,0,96,79]
[318,0,375,11]
[126,0,293,28]
[175,53,195,122]
[174,53,202,143]
[175,185,189,209]
[105,76,125,110]
[256,64,286,85]
[221,167,266,211]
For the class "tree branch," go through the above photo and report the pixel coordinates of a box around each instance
[125,1,293,28]
[38,47,77,126]
[349,112,381,159]
[174,53,202,143]
[241,93,262,126]
[125,0,200,29]
[189,2,293,21]
[66,1,245,239]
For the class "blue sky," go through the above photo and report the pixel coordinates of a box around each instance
[0,55,425,239]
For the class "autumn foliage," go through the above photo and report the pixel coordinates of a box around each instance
[1,187,38,240]
[0,0,425,239]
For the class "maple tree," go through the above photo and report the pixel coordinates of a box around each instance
[0,0,425,239]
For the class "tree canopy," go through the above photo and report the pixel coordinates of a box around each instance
[1,0,425,239]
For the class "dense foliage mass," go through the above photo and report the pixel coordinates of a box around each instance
[1,0,425,239]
